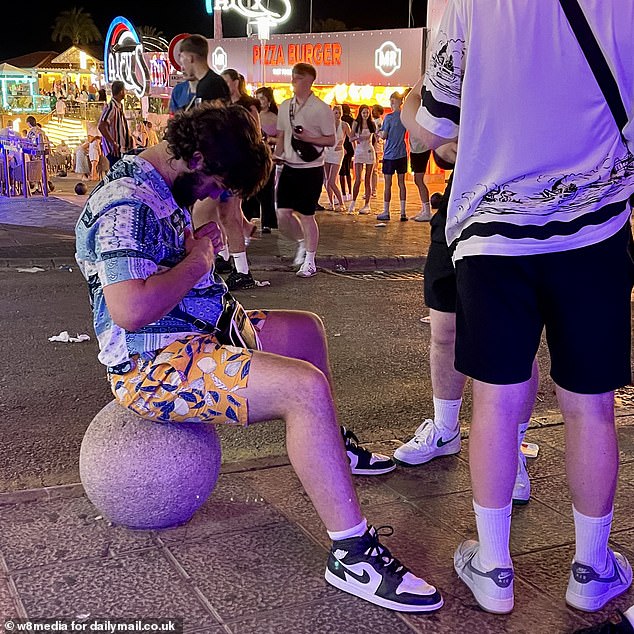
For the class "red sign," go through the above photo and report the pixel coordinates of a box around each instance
[168,33,191,70]
[252,42,342,67]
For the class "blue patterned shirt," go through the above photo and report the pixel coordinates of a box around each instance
[75,154,227,369]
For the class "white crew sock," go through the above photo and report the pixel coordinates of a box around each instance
[400,200,406,214]
[473,500,513,569]
[623,605,634,627]
[573,505,613,572]
[232,252,249,274]
[304,251,316,267]
[422,202,431,214]
[328,517,368,541]
[297,238,305,251]
[218,246,230,261]
[383,201,390,214]
[433,397,461,433]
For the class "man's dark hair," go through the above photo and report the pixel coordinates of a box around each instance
[111,81,125,98]
[165,104,271,199]
[179,34,209,59]
[292,63,317,81]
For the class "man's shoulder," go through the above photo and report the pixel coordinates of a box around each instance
[197,70,229,100]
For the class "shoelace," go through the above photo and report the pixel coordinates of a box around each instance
[343,427,370,454]
[409,419,436,448]
[365,526,411,579]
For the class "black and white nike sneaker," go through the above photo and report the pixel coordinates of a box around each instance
[341,426,396,475]
[325,525,444,612]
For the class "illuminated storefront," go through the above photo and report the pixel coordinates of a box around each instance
[200,28,427,107]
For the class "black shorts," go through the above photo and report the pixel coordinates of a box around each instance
[277,165,324,216]
[424,176,455,312]
[382,156,408,175]
[454,219,634,393]
[410,150,431,174]
[339,153,352,177]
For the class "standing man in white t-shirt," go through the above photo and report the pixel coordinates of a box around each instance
[275,63,335,278]
[404,0,634,617]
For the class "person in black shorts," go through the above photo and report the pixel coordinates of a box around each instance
[393,146,537,507]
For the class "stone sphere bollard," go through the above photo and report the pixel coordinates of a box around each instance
[80,401,222,530]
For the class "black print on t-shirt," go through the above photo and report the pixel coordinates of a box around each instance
[428,32,465,102]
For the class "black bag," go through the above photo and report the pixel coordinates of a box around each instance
[171,292,262,350]
[290,135,323,162]
[289,99,323,163]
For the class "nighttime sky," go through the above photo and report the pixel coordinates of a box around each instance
[1,0,428,61]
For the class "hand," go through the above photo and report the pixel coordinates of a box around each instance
[184,227,215,274]
[194,221,224,254]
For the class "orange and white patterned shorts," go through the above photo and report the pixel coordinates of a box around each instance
[109,310,267,427]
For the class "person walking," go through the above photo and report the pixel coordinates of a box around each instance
[255,86,279,233]
[274,63,335,278]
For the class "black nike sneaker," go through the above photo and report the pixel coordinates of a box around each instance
[326,525,444,612]
[226,271,256,291]
[215,255,234,274]
[341,426,396,475]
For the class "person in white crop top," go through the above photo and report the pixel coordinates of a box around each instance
[323,105,351,211]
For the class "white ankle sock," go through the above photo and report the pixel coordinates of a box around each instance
[304,251,316,267]
[573,505,613,571]
[423,202,431,213]
[400,200,406,214]
[473,500,513,569]
[232,252,249,274]
[383,201,389,214]
[433,396,461,433]
[218,246,230,261]
[297,239,305,251]
[328,517,368,541]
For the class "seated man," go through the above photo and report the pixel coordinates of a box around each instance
[75,104,441,613]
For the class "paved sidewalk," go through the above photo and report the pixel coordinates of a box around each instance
[2,412,634,632]
[0,174,442,270]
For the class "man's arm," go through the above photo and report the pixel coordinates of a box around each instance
[273,129,285,162]
[402,77,456,151]
[103,228,215,332]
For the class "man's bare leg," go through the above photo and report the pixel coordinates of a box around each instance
[559,387,618,517]
[430,309,466,400]
[242,348,361,531]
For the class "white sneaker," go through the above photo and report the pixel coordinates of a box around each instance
[358,204,371,215]
[347,200,356,213]
[566,549,633,612]
[393,419,461,466]
[454,541,514,614]
[293,242,307,267]
[512,452,530,505]
[413,210,432,222]
[296,262,317,278]
[376,211,391,221]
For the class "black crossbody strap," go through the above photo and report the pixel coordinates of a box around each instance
[559,0,628,132]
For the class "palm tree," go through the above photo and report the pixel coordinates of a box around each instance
[51,7,102,47]
[137,26,165,39]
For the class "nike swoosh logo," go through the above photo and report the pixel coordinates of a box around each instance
[437,431,460,448]
[343,567,371,584]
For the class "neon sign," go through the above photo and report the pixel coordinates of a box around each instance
[211,47,229,74]
[104,17,150,99]
[150,55,170,88]
[253,43,342,67]
[374,41,402,77]
[210,0,292,25]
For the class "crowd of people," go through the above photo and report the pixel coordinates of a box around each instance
[70,5,634,630]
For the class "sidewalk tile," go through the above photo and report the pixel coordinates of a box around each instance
[225,595,417,634]
[157,474,289,545]
[0,497,154,570]
[11,549,217,629]
[166,523,336,622]
[0,575,20,620]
